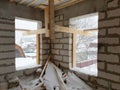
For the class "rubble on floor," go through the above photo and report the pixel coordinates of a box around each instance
[8,61,92,90]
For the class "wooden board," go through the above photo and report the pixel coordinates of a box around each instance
[55,25,91,35]
[22,25,93,36]
[45,7,49,37]
[27,0,38,6]
[23,29,48,36]
[19,0,26,4]
[49,0,55,39]
[37,4,48,9]
[55,0,83,10]
[36,34,40,64]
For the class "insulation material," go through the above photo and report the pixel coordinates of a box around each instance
[66,72,92,90]
[43,62,62,90]
[15,62,92,90]
[18,76,45,90]
[43,62,92,90]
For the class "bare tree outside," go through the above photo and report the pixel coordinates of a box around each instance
[70,13,98,67]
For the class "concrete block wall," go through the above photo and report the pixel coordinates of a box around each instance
[0,16,42,90]
[53,0,120,90]
[0,16,15,78]
[51,14,72,71]
[76,1,120,87]
[0,1,44,90]
[41,34,50,64]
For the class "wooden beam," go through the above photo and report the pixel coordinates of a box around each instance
[37,4,48,9]
[27,0,38,7]
[34,0,48,9]
[23,29,48,36]
[22,25,94,36]
[9,0,15,2]
[46,0,61,3]
[49,0,55,39]
[55,25,91,35]
[36,34,40,64]
[55,0,83,10]
[19,0,26,4]
[45,7,49,37]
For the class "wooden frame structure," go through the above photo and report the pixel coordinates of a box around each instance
[10,0,96,68]
[10,0,84,10]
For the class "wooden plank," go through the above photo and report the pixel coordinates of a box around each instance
[55,0,83,10]
[34,0,48,9]
[54,67,67,90]
[45,7,49,37]
[72,34,76,68]
[46,0,61,3]
[40,55,51,78]
[37,4,48,9]
[23,29,48,36]
[9,0,15,2]
[36,34,40,64]
[19,0,26,4]
[49,0,55,39]
[27,0,38,7]
[55,25,91,35]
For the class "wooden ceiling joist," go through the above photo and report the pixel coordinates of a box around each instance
[27,0,38,7]
[55,0,83,10]
[37,4,48,9]
[19,0,26,4]
[9,0,15,2]
[46,0,61,3]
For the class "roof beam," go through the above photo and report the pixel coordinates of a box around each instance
[27,0,38,7]
[46,0,61,3]
[37,4,48,9]
[9,0,15,2]
[19,0,26,4]
[55,0,83,10]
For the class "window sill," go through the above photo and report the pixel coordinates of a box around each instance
[15,58,41,71]
[70,64,98,77]
[16,64,41,71]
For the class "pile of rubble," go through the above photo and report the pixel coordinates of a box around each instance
[9,56,92,90]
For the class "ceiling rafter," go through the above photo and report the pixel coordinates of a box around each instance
[27,0,38,7]
[55,0,83,10]
[9,0,15,2]
[46,0,61,3]
[19,0,27,4]
[35,3,48,9]
[10,0,84,11]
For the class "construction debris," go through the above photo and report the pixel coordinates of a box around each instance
[8,56,92,90]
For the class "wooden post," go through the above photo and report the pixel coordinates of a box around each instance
[36,34,40,64]
[49,0,55,39]
[45,7,49,37]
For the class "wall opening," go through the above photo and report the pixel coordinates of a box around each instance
[70,13,98,76]
[15,17,42,70]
